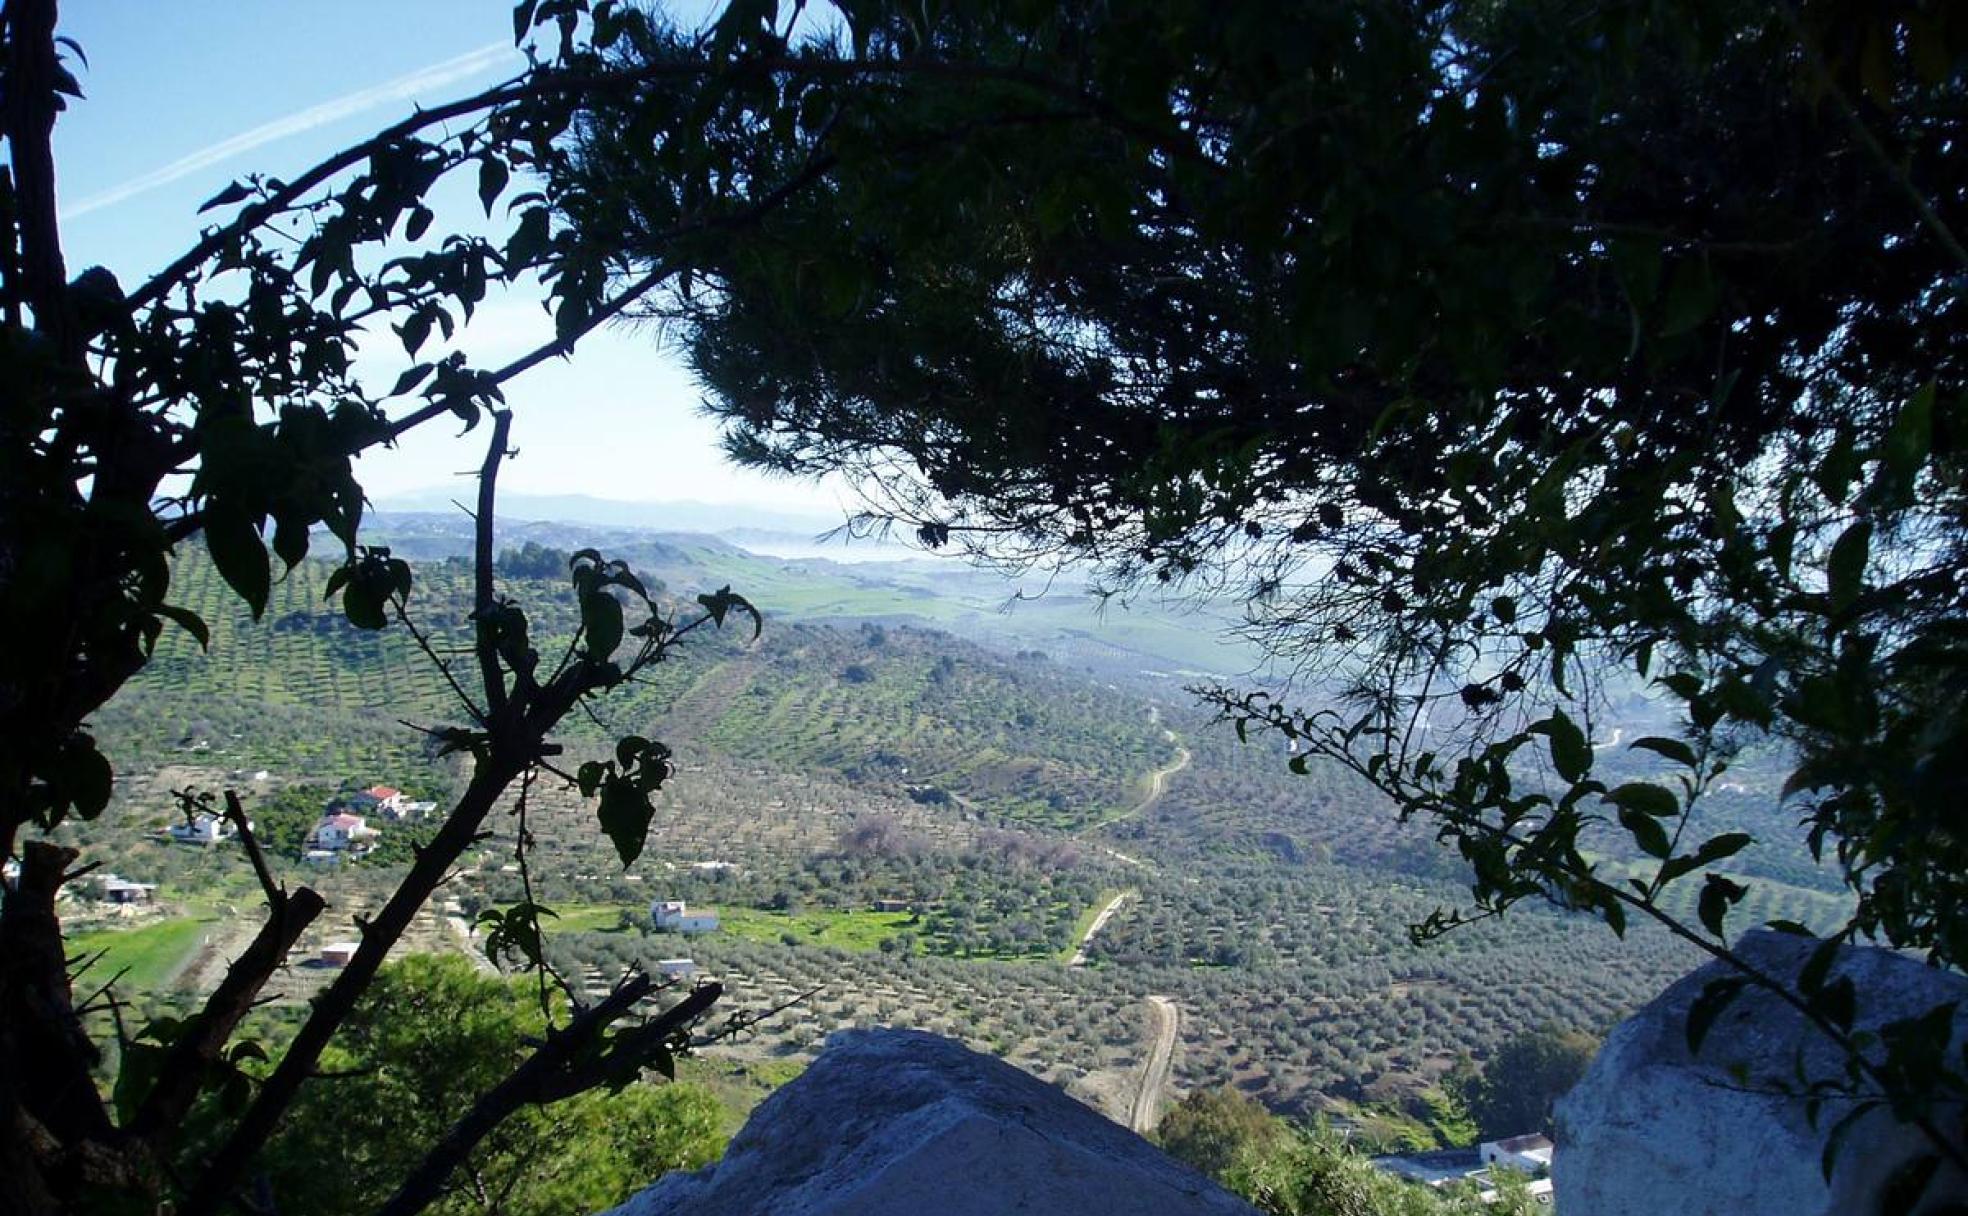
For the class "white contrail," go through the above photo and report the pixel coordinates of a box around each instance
[62,41,514,221]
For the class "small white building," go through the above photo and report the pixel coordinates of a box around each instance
[101,874,158,904]
[655,958,698,978]
[319,941,360,967]
[1480,1133,1555,1176]
[311,812,380,855]
[360,785,407,817]
[650,899,719,934]
[169,811,241,845]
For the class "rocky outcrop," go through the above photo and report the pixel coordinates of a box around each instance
[1555,930,1968,1215]
[604,1028,1255,1216]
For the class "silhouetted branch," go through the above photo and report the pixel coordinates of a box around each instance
[221,791,283,908]
[377,979,722,1216]
[474,411,514,718]
[126,883,325,1143]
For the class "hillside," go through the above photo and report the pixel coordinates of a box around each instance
[61,535,1840,1132]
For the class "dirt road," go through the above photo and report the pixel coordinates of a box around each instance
[1080,731,1190,838]
[1068,889,1134,967]
[1129,995,1179,1134]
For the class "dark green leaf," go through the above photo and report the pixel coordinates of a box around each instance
[199,181,252,212]
[695,586,762,639]
[341,580,386,631]
[576,760,607,799]
[1827,520,1871,618]
[1798,938,1842,996]
[1687,976,1747,1055]
[1690,832,1753,867]
[478,157,510,216]
[1814,975,1857,1031]
[1620,805,1672,858]
[1878,383,1934,499]
[1820,1100,1879,1181]
[60,735,113,819]
[391,363,436,397]
[204,506,270,618]
[1541,710,1591,783]
[597,781,654,867]
[1629,735,1698,768]
[1608,781,1680,819]
[1698,873,1746,937]
[582,590,624,659]
[154,604,210,650]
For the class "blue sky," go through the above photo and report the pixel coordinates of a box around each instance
[54,1,846,518]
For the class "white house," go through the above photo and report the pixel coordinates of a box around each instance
[311,812,380,855]
[101,874,158,904]
[1480,1133,1555,1176]
[650,899,719,933]
[169,811,241,845]
[655,958,698,977]
[354,785,408,818]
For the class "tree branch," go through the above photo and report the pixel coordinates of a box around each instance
[473,410,514,720]
[220,790,283,909]
[125,882,324,1143]
[177,757,529,1216]
[0,840,113,1210]
[375,980,721,1216]
[1,0,72,354]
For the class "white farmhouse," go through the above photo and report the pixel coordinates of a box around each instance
[360,785,407,817]
[650,899,719,934]
[100,874,158,904]
[311,812,380,855]
[1480,1133,1555,1176]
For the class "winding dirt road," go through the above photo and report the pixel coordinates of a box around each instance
[1068,889,1134,967]
[1080,730,1191,838]
[1129,995,1179,1134]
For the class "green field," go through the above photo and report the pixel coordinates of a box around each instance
[67,917,212,994]
[713,907,919,951]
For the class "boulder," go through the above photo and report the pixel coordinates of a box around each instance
[1555,929,1968,1215]
[603,1028,1255,1216]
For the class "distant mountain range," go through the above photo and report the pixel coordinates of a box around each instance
[354,508,1263,680]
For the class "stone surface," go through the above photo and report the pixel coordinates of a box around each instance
[1555,930,1968,1215]
[604,1028,1255,1216]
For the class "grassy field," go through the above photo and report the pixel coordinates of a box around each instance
[551,904,638,933]
[67,917,212,994]
[714,906,919,951]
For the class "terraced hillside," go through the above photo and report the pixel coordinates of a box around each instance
[58,537,1836,1139]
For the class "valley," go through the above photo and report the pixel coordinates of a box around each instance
[55,519,1847,1143]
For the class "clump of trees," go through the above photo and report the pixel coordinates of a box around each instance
[1158,1089,1543,1216]
[1446,1025,1600,1141]
[496,542,574,581]
[258,955,726,1216]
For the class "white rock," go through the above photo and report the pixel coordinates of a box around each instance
[604,1028,1254,1216]
[1555,929,1968,1215]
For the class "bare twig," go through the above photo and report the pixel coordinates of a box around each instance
[474,411,515,719]
[222,790,284,908]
